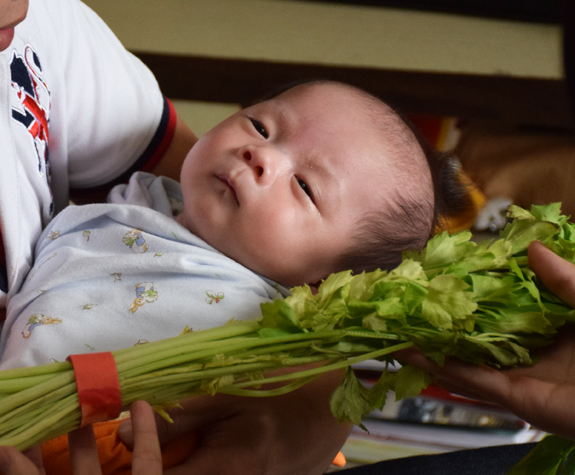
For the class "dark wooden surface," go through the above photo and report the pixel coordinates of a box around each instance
[294,0,561,24]
[135,52,573,131]
[562,0,575,122]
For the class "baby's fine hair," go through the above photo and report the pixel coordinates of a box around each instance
[336,126,471,274]
[333,86,472,274]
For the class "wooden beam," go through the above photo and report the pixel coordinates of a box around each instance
[134,52,573,131]
[291,0,560,24]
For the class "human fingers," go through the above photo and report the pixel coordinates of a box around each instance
[120,368,350,475]
[0,446,41,475]
[21,446,43,473]
[395,348,513,404]
[161,398,348,475]
[528,241,575,307]
[68,425,101,475]
[120,396,269,475]
[396,345,575,438]
[118,396,210,449]
[162,419,264,475]
[130,401,162,475]
[161,401,300,475]
[163,371,350,475]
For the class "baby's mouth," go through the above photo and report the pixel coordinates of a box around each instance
[218,174,239,205]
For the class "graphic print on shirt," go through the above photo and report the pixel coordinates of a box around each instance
[46,230,60,240]
[10,45,53,218]
[123,229,148,253]
[22,313,62,339]
[205,291,224,304]
[129,282,158,313]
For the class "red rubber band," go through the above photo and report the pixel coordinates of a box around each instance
[68,352,122,427]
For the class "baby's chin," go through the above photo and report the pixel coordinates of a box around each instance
[225,245,331,288]
[246,263,323,289]
[217,247,303,288]
[175,214,320,287]
[175,211,205,242]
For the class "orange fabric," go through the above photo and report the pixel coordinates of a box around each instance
[41,419,198,475]
[439,170,487,234]
[41,418,345,473]
[332,451,347,467]
[68,353,122,427]
[406,114,485,234]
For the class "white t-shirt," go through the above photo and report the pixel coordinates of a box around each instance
[0,0,173,309]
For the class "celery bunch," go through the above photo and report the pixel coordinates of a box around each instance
[1,203,574,452]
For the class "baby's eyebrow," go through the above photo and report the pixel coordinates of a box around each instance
[273,104,291,136]
[301,152,338,210]
[301,153,332,178]
[272,101,337,193]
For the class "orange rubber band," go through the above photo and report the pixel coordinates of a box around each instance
[68,352,122,427]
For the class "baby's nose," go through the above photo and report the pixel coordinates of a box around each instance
[243,146,277,184]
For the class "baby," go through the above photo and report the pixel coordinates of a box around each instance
[0,80,465,369]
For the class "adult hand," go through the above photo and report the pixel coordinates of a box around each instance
[0,445,44,475]
[118,369,352,475]
[396,241,575,440]
[124,401,163,475]
[0,401,162,475]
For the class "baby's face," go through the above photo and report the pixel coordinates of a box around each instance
[177,83,398,286]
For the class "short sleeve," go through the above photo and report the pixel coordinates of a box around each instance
[47,0,173,190]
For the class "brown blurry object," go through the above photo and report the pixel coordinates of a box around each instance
[455,122,575,217]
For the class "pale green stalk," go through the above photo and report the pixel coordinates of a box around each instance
[0,383,77,428]
[117,330,343,376]
[0,373,59,394]
[0,361,70,379]
[3,393,77,440]
[1,395,78,448]
[0,375,75,417]
[112,320,260,363]
[227,341,414,389]
[221,375,318,397]
[19,412,80,451]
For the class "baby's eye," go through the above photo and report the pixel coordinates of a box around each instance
[297,178,313,200]
[249,118,268,139]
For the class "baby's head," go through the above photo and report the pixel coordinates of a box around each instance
[177,81,459,286]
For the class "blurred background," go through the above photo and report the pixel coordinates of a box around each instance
[82,0,565,132]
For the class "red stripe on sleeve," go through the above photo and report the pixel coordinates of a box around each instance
[140,98,177,173]
[0,227,5,267]
[0,225,7,293]
[70,97,178,202]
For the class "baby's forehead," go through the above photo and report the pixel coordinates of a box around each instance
[263,84,389,134]
[278,83,432,195]
[271,82,382,112]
